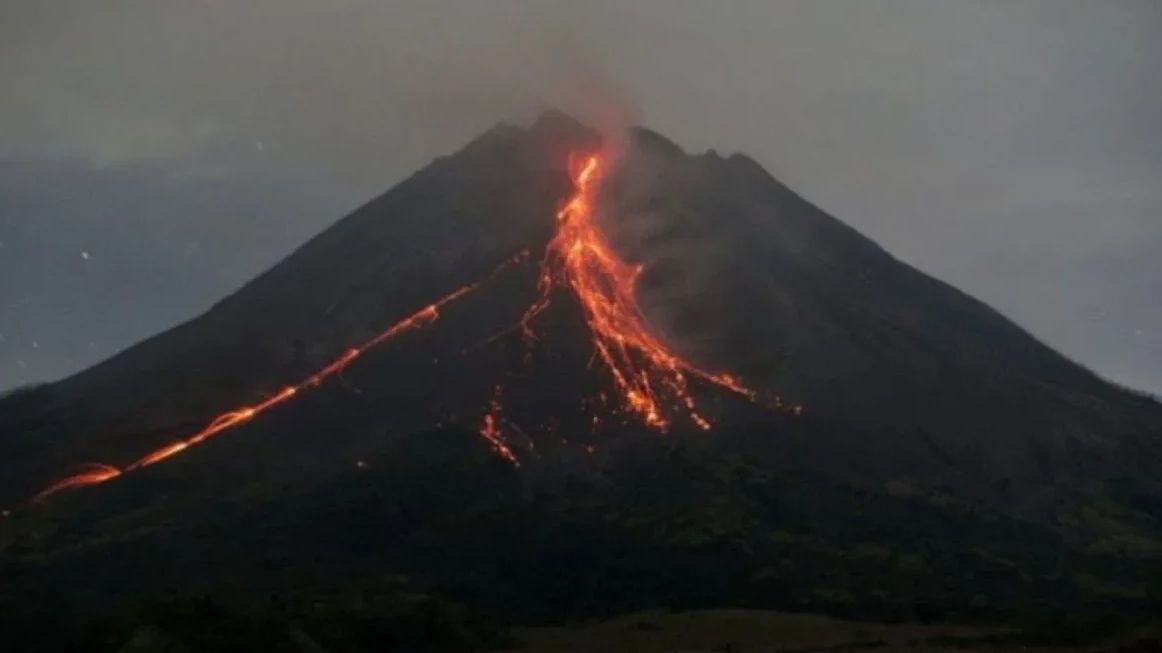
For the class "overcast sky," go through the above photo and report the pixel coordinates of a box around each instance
[1,0,1159,395]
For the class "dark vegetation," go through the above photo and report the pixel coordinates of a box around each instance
[0,589,511,653]
[4,428,1162,650]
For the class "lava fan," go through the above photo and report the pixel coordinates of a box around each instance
[514,154,758,433]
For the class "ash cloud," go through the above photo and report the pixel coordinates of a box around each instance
[0,0,639,189]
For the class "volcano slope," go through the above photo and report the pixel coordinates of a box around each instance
[2,112,1162,633]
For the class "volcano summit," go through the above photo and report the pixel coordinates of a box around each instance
[2,113,1161,635]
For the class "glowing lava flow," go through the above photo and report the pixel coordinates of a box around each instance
[522,151,757,427]
[508,152,762,432]
[22,257,524,506]
[479,152,770,451]
[16,150,787,514]
[31,463,122,503]
[520,153,759,432]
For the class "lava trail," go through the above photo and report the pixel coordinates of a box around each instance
[478,384,519,465]
[20,255,525,507]
[31,464,122,503]
[15,148,788,514]
[519,153,758,432]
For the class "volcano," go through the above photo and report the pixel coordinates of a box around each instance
[2,112,1161,629]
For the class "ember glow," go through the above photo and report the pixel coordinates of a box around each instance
[14,149,789,513]
[478,385,518,465]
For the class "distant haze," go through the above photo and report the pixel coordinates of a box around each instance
[1,1,1159,394]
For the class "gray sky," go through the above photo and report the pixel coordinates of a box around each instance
[1,0,1159,395]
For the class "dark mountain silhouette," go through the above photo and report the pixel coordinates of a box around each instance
[2,112,1161,636]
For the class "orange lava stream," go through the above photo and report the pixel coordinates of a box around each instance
[21,256,526,507]
[521,153,758,432]
[31,463,122,503]
[12,150,785,515]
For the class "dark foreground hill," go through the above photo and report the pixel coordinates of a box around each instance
[2,112,1161,649]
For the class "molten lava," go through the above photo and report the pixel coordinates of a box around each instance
[14,148,789,514]
[519,154,757,432]
[31,463,122,503]
[20,257,525,507]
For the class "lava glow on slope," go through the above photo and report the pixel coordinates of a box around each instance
[19,258,523,507]
[14,149,786,513]
[512,154,758,434]
[31,463,122,503]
